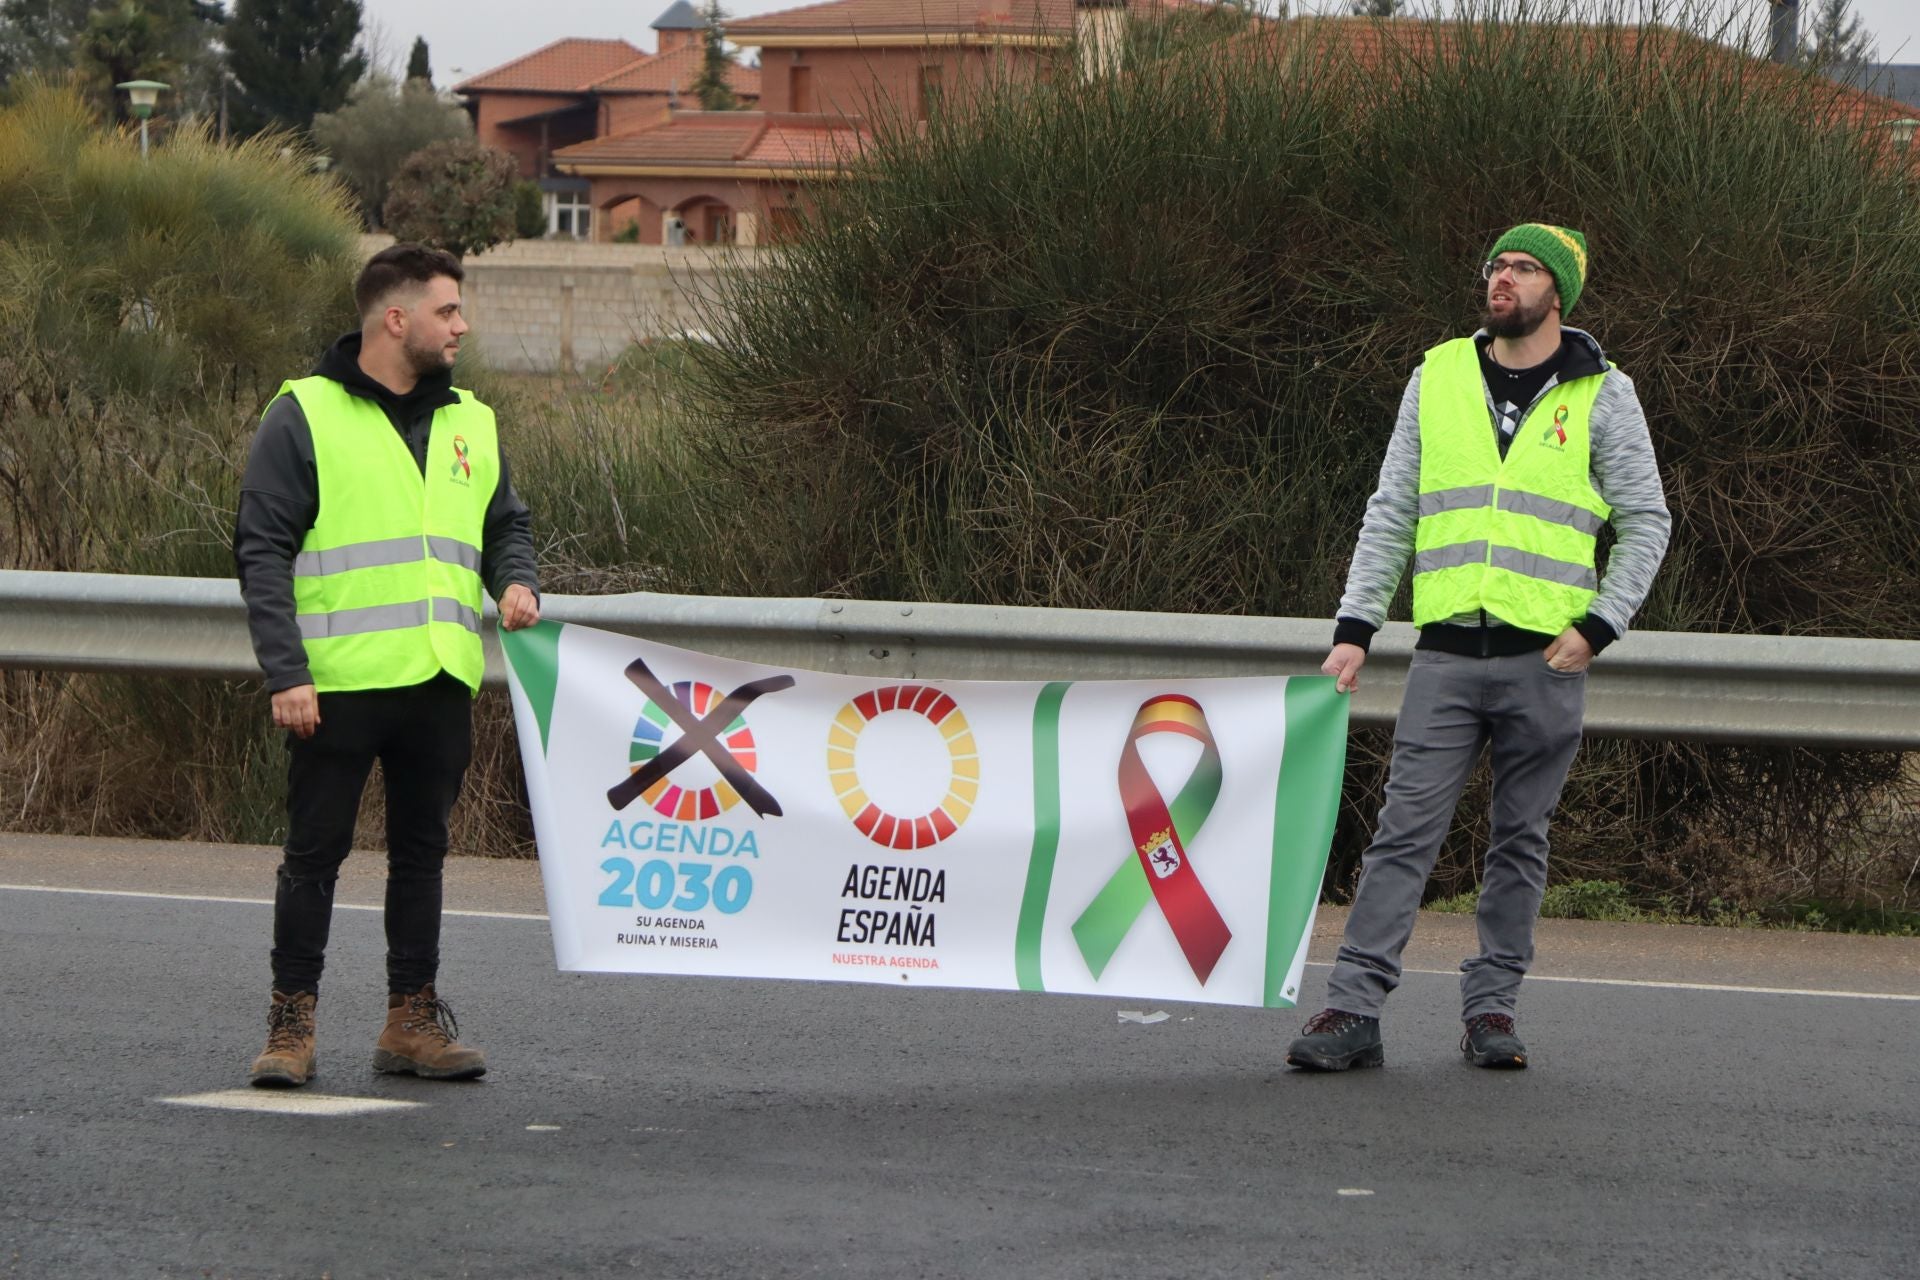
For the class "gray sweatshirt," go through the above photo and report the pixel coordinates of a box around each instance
[1333,327,1671,654]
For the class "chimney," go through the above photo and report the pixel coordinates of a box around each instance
[1769,0,1799,65]
[1077,0,1128,82]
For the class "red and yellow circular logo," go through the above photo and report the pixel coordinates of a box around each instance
[828,684,977,850]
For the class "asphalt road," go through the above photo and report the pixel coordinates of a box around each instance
[3,834,1918,1280]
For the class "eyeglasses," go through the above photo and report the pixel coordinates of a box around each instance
[1482,258,1547,282]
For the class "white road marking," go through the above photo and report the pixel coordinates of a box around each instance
[159,1089,423,1117]
[1300,960,1920,1003]
[1507,970,1920,1001]
[1336,1188,1376,1197]
[0,882,546,921]
[1044,1163,1200,1182]
[5,883,1917,1003]
[526,1124,562,1131]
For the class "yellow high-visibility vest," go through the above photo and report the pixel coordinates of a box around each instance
[1411,339,1611,635]
[276,376,495,694]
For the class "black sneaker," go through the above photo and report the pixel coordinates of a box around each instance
[1285,1008,1384,1071]
[1461,1012,1528,1069]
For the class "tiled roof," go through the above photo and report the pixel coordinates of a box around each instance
[741,121,869,166]
[591,44,762,98]
[1238,19,1915,132]
[726,0,1076,39]
[556,116,764,166]
[458,36,760,101]
[553,112,869,171]
[455,38,647,93]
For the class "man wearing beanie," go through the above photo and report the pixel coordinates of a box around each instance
[1287,223,1670,1071]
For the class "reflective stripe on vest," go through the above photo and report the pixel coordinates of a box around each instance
[1411,339,1612,635]
[1418,485,1606,537]
[291,535,482,578]
[296,597,483,640]
[278,376,496,694]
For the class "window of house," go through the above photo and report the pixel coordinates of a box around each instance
[790,65,814,113]
[547,189,591,240]
[918,65,943,121]
[769,205,800,242]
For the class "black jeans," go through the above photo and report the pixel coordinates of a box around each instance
[271,674,473,996]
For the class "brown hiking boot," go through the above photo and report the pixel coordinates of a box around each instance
[372,985,487,1080]
[249,990,318,1088]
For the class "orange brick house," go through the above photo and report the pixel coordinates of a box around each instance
[472,5,1915,248]
[544,0,1115,246]
[454,1,762,239]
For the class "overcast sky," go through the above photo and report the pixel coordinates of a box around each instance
[355,0,1920,88]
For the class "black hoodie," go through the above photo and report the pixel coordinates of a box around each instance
[233,332,540,693]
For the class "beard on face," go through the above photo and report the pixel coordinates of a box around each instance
[402,328,457,376]
[1483,287,1555,340]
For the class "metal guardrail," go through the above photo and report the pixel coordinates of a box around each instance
[3,569,1918,749]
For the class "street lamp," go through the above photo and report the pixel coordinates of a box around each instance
[115,80,170,160]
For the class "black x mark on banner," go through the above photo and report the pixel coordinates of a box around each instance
[605,657,795,818]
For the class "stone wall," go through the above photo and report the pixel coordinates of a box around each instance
[357,235,766,373]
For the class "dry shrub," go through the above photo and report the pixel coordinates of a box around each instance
[676,2,1920,913]
[0,77,361,847]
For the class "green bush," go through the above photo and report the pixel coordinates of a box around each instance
[0,77,364,844]
[1776,900,1920,937]
[678,3,1920,914]
[1538,880,1644,923]
[0,76,360,564]
[514,180,547,239]
[381,138,519,259]
[311,76,473,230]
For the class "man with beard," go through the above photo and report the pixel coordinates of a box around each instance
[1286,224,1669,1071]
[234,244,541,1087]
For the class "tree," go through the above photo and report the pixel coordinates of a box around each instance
[1349,0,1404,15]
[80,2,171,110]
[513,180,547,239]
[311,76,472,228]
[22,0,223,123]
[225,0,367,136]
[1802,0,1875,79]
[381,138,519,259]
[406,35,430,84]
[689,0,740,112]
[0,0,97,84]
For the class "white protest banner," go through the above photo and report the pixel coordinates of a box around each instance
[500,620,1347,1008]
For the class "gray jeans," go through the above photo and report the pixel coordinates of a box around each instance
[1325,648,1587,1020]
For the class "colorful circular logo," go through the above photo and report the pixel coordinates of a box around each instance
[629,680,759,821]
[828,684,977,850]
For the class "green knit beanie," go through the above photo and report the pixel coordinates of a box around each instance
[1489,223,1589,316]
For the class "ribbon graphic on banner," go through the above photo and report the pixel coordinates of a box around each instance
[1071,694,1233,984]
[605,656,794,817]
